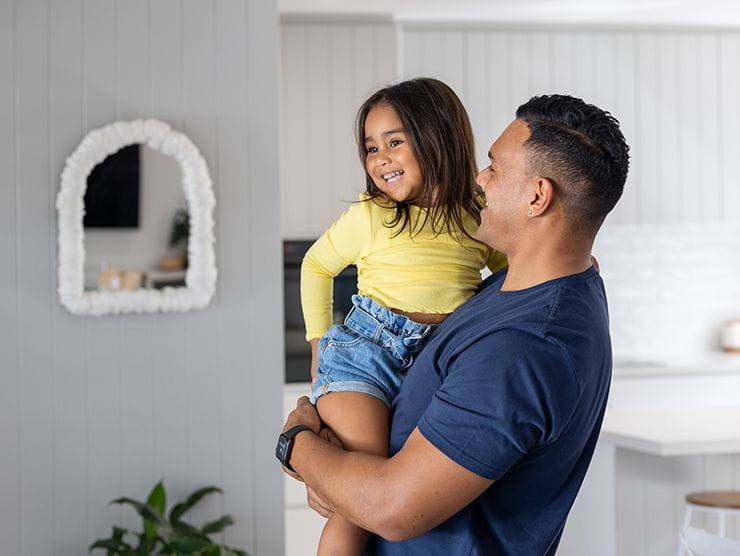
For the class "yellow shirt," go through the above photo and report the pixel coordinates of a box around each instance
[301,195,508,340]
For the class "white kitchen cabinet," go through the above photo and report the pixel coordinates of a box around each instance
[283,383,325,556]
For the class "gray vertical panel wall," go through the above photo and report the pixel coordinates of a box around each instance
[0,1,284,555]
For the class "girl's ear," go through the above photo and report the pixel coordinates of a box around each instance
[527,177,555,217]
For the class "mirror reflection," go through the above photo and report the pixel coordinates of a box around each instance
[83,144,188,292]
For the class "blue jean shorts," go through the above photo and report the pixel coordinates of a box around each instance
[310,295,436,408]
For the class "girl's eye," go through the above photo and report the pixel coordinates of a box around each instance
[366,146,378,154]
[389,139,402,147]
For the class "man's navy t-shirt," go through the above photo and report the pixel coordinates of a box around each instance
[370,266,612,555]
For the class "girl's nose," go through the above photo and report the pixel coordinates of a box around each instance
[476,169,488,187]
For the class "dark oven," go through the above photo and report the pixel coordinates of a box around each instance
[283,240,357,383]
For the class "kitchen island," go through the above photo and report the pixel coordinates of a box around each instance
[559,363,740,556]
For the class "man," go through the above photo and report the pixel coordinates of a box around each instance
[276,94,629,554]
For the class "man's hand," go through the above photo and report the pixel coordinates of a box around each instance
[306,428,343,517]
[280,396,321,481]
[282,396,322,436]
[307,486,333,518]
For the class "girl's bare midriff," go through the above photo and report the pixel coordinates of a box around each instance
[390,309,450,325]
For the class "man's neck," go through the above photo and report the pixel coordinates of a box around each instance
[500,232,594,292]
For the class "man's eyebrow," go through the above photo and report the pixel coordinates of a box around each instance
[364,128,406,143]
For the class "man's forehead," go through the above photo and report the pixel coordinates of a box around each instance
[489,119,530,162]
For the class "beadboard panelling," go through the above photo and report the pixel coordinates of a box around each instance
[0,3,19,553]
[280,19,397,239]
[0,2,283,555]
[16,2,54,555]
[401,26,740,226]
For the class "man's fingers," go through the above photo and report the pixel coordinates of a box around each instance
[307,486,333,518]
[318,427,343,448]
[282,465,304,482]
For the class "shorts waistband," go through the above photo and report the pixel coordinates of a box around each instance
[346,295,435,340]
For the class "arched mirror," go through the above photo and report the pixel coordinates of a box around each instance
[57,119,217,315]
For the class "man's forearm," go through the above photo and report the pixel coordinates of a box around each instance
[291,430,406,538]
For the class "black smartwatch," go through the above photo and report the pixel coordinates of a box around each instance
[276,425,313,472]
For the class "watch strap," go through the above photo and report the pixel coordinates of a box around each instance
[277,424,313,472]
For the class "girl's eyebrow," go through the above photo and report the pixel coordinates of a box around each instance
[364,128,406,143]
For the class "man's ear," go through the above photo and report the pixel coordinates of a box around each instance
[527,177,555,216]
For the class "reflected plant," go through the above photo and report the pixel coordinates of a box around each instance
[89,481,247,556]
[168,208,190,255]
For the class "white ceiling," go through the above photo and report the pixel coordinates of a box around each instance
[279,0,740,27]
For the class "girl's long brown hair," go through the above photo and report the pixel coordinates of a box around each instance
[355,77,483,240]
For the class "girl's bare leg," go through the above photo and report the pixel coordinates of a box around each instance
[315,392,389,556]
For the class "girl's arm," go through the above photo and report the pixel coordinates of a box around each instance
[309,338,320,383]
[300,198,372,369]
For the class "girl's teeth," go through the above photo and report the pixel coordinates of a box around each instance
[383,170,403,182]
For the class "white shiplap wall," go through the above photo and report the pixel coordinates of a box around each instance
[280,17,398,239]
[1,1,283,555]
[402,25,740,227]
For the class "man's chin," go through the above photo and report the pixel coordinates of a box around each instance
[475,227,498,250]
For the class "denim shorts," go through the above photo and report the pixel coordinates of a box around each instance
[310,295,436,408]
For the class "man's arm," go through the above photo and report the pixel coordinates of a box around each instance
[282,397,493,542]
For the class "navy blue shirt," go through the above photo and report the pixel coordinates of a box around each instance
[369,266,612,555]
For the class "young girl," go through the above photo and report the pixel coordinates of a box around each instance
[301,77,507,554]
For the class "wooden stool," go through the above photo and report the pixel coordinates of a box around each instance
[678,491,740,556]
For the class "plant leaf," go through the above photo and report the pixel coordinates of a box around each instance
[111,497,170,531]
[89,526,136,554]
[168,536,212,553]
[221,546,247,556]
[134,532,159,555]
[89,537,134,553]
[200,515,234,536]
[142,481,166,540]
[171,519,201,537]
[169,486,222,524]
[146,481,167,515]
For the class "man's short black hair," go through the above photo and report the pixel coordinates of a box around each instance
[516,94,629,230]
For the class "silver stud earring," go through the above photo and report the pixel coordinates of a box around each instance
[527,209,533,216]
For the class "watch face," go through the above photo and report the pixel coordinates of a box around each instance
[276,434,289,461]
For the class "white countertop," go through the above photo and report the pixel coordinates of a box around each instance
[600,406,740,456]
[601,367,740,456]
[613,353,740,378]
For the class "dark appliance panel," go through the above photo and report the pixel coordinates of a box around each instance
[284,240,357,383]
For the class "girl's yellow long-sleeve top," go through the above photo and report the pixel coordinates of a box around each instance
[301,195,508,340]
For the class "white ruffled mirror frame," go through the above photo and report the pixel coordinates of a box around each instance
[56,119,217,316]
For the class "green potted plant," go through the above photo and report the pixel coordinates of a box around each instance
[90,480,247,556]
